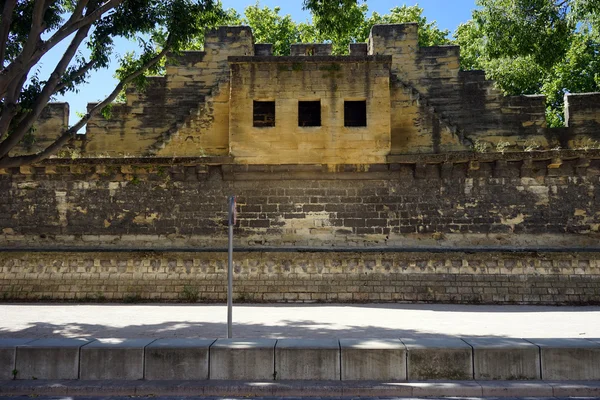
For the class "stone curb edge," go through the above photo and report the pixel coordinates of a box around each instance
[1,380,600,397]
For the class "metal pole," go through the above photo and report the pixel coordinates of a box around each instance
[227,195,234,338]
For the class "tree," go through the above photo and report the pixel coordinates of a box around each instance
[455,0,600,126]
[240,4,301,56]
[238,2,450,55]
[0,0,225,168]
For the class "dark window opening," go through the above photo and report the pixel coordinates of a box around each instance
[298,101,321,127]
[253,101,275,127]
[344,101,367,127]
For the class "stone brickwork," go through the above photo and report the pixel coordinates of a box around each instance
[0,152,599,250]
[1,251,599,304]
[6,24,600,305]
[228,56,391,164]
[27,24,600,162]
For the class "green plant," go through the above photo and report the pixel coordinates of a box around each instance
[523,139,541,152]
[12,369,17,380]
[573,138,600,151]
[319,63,341,72]
[182,285,200,303]
[124,293,142,303]
[473,139,490,153]
[496,140,511,154]
[129,176,140,185]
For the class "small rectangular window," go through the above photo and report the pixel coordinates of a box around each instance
[298,101,321,127]
[253,101,275,127]
[344,100,367,127]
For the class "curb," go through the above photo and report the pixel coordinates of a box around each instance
[1,380,600,397]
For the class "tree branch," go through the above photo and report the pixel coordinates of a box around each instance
[0,73,27,142]
[65,0,92,26]
[0,38,173,168]
[0,23,92,159]
[54,59,97,94]
[0,0,123,97]
[0,0,17,68]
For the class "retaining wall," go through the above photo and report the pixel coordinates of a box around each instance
[1,251,599,304]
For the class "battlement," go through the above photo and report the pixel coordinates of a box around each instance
[27,24,600,163]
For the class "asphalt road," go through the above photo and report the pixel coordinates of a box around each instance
[0,303,598,339]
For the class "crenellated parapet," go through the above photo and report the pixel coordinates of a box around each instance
[25,24,600,164]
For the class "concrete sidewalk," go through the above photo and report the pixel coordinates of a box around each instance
[0,303,599,339]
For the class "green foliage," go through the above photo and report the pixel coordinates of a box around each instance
[455,0,600,127]
[361,5,452,47]
[242,3,302,55]
[182,285,200,302]
[231,2,450,56]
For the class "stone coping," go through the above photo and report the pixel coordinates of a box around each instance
[4,148,599,169]
[228,55,393,63]
[1,337,599,382]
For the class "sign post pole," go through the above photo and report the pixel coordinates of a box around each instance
[227,195,236,338]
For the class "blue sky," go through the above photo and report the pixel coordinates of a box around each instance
[42,1,477,126]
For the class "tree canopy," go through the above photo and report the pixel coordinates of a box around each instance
[233,2,451,55]
[455,0,600,126]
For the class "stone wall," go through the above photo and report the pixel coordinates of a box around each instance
[1,250,599,304]
[17,25,600,160]
[228,56,392,164]
[0,151,599,250]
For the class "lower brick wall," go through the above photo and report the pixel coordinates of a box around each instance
[1,251,599,305]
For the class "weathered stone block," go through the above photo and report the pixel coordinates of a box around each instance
[209,339,276,380]
[528,338,600,380]
[463,337,540,380]
[403,337,473,380]
[275,339,340,380]
[0,339,35,380]
[340,338,406,380]
[80,338,155,380]
[145,338,216,380]
[16,338,91,380]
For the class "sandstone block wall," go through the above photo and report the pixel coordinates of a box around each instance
[21,25,600,160]
[228,56,391,164]
[1,251,599,304]
[11,103,69,156]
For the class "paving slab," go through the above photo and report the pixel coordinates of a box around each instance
[209,339,276,380]
[339,338,406,381]
[275,339,340,380]
[402,337,473,380]
[410,381,482,397]
[15,338,91,380]
[478,380,554,397]
[202,380,279,396]
[548,380,600,397]
[80,338,155,380]
[526,338,600,380]
[0,380,72,395]
[133,380,212,396]
[270,380,345,397]
[340,381,414,397]
[0,339,35,380]
[464,337,540,380]
[144,338,216,380]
